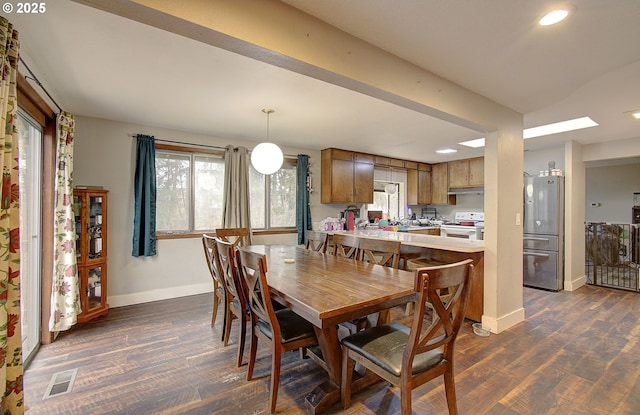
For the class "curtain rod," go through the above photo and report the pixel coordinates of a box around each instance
[129,133,299,157]
[19,56,63,113]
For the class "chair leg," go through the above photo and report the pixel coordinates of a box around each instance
[247,329,258,381]
[211,294,219,326]
[223,308,233,346]
[443,368,458,415]
[269,343,282,414]
[341,347,355,409]
[400,382,412,415]
[237,314,247,367]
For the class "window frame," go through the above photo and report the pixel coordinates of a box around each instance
[154,143,298,239]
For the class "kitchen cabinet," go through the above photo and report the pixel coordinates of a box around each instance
[321,148,374,204]
[407,227,440,235]
[74,188,109,322]
[431,163,456,205]
[406,163,432,205]
[448,157,484,188]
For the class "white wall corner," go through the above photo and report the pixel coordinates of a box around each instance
[482,306,525,335]
[564,275,587,291]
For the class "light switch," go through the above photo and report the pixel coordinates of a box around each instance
[516,213,521,226]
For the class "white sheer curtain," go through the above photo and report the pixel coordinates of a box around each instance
[222,145,252,243]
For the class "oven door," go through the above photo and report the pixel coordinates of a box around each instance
[440,226,477,240]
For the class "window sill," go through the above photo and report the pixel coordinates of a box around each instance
[156,228,297,240]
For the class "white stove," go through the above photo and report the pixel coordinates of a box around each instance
[440,212,484,240]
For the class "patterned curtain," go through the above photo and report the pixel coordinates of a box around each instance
[296,154,312,244]
[0,16,24,414]
[49,111,81,332]
[222,145,252,243]
[132,134,156,256]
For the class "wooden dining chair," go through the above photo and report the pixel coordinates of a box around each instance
[304,230,329,253]
[215,227,251,247]
[202,234,227,332]
[357,237,401,268]
[236,248,318,414]
[340,259,475,415]
[332,233,360,259]
[214,238,251,367]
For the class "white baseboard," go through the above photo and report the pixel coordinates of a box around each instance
[482,306,525,335]
[564,275,587,291]
[108,283,213,308]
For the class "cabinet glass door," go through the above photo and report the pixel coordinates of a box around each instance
[73,195,82,261]
[86,265,105,312]
[88,196,104,260]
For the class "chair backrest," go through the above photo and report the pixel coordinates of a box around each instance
[215,227,251,247]
[236,249,280,337]
[214,237,247,307]
[332,233,360,259]
[202,234,224,286]
[357,237,401,268]
[404,259,474,372]
[305,230,329,253]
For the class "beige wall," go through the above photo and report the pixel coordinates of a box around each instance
[73,115,335,307]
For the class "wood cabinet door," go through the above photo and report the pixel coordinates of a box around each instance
[431,163,455,205]
[417,170,432,204]
[353,161,374,203]
[468,157,484,186]
[330,158,354,203]
[406,169,418,205]
[448,159,469,188]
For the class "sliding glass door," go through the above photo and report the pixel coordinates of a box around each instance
[18,110,42,363]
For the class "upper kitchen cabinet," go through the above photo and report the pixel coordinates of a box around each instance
[321,148,374,204]
[448,157,484,188]
[407,163,432,205]
[431,162,456,205]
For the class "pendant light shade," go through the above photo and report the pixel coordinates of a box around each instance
[384,183,397,194]
[251,109,284,175]
[251,142,283,175]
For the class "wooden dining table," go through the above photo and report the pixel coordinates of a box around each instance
[240,244,416,414]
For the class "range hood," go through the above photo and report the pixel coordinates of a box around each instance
[447,187,484,195]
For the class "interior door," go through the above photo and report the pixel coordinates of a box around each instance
[18,110,42,363]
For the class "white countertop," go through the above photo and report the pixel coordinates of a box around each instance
[331,229,485,253]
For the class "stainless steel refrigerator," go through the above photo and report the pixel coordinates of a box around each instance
[523,176,564,291]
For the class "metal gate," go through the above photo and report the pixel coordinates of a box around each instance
[585,222,640,291]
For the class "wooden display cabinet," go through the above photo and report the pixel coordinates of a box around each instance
[74,188,109,322]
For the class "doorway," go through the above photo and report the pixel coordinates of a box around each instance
[18,110,43,364]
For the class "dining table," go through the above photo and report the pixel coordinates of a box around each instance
[239,244,416,414]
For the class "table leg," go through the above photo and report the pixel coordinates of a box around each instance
[304,325,341,414]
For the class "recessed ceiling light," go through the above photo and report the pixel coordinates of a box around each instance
[523,116,598,139]
[436,148,458,154]
[539,9,570,26]
[459,138,485,148]
[624,109,640,120]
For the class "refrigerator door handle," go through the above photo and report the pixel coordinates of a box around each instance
[524,252,550,258]
[523,236,550,241]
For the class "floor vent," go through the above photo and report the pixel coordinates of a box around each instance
[43,368,78,400]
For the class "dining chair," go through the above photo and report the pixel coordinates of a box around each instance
[340,259,474,415]
[214,238,251,367]
[236,248,318,414]
[350,237,402,329]
[357,237,401,269]
[331,233,360,259]
[304,230,329,253]
[215,227,251,247]
[202,234,227,331]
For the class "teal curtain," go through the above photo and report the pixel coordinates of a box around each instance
[296,154,312,244]
[132,134,157,256]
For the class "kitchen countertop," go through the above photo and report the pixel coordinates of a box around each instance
[331,229,484,253]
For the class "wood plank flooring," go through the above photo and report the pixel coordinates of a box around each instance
[24,285,640,414]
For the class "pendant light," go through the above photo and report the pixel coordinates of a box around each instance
[385,167,397,194]
[251,108,284,175]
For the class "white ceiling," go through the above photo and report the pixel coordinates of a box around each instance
[6,0,640,163]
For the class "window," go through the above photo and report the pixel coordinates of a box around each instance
[368,181,401,220]
[249,159,297,229]
[155,149,224,232]
[155,145,297,234]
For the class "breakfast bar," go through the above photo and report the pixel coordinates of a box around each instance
[330,229,485,321]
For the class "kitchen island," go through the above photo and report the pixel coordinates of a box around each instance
[329,229,484,321]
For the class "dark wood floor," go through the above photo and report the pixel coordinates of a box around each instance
[24,285,640,415]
